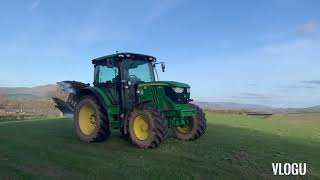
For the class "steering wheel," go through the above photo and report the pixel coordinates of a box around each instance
[128,75,140,85]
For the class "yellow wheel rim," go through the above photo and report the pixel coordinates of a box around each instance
[78,104,96,135]
[176,126,192,134]
[133,115,151,140]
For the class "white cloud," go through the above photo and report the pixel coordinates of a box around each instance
[257,38,320,58]
[28,0,41,11]
[145,0,173,22]
[299,21,317,34]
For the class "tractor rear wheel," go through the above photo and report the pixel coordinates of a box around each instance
[74,96,110,142]
[127,104,168,148]
[175,104,207,140]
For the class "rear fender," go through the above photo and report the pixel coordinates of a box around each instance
[74,87,111,112]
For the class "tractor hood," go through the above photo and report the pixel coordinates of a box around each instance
[137,81,191,105]
[138,81,190,88]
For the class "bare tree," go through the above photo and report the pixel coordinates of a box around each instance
[0,95,9,109]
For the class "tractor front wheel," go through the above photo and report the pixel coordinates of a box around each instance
[127,104,168,148]
[175,104,207,140]
[74,96,110,142]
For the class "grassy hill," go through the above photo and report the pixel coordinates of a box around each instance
[195,101,320,113]
[1,85,319,115]
[0,85,62,116]
[0,85,57,98]
[0,112,319,179]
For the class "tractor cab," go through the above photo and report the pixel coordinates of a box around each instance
[92,53,158,110]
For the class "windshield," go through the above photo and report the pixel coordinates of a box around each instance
[122,59,155,83]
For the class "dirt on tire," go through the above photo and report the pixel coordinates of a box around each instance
[175,104,207,140]
[74,96,110,142]
[127,104,168,148]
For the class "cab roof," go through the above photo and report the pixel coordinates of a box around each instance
[92,52,157,64]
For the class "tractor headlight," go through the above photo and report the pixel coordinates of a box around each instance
[187,88,190,93]
[172,87,184,93]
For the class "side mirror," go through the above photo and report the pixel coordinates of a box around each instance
[161,63,166,72]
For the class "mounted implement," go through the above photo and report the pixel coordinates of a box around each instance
[53,52,207,148]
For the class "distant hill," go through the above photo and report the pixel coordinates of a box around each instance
[272,105,320,113]
[0,85,60,116]
[0,85,57,98]
[194,101,320,113]
[193,101,274,112]
[6,94,44,101]
[1,85,319,114]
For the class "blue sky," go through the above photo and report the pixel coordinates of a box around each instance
[1,0,320,108]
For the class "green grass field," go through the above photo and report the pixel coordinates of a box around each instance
[0,112,319,179]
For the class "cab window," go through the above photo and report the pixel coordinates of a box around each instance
[95,65,118,83]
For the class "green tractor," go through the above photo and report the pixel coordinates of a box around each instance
[53,52,206,148]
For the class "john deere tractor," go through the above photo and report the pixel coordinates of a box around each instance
[53,52,206,148]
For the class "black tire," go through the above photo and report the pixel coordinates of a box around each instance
[175,104,207,140]
[74,96,110,142]
[127,104,168,148]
